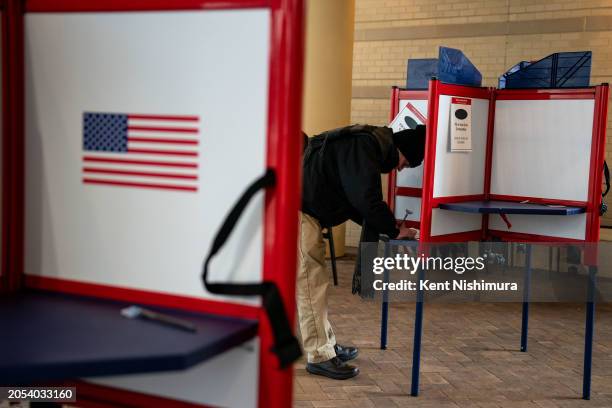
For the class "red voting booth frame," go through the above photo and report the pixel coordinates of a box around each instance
[0,1,305,407]
[389,80,609,244]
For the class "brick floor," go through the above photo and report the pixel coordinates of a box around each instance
[294,251,612,408]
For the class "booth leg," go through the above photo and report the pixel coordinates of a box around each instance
[411,300,424,396]
[380,244,391,350]
[411,266,424,397]
[520,244,532,352]
[583,265,597,400]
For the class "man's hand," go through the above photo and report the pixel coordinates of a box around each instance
[397,226,419,240]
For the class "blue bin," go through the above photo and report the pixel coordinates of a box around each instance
[406,47,482,89]
[499,51,592,89]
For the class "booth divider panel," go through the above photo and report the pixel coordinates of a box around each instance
[430,209,482,236]
[490,99,594,202]
[432,95,489,198]
[24,11,271,303]
[488,213,588,240]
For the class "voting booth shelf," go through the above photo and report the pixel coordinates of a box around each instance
[0,1,305,407]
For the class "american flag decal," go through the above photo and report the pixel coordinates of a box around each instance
[82,112,200,192]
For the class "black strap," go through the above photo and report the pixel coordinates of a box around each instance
[201,169,301,368]
[603,161,610,198]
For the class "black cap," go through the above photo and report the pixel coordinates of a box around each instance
[392,125,426,167]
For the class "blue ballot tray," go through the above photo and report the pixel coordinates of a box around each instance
[406,47,482,89]
[0,291,258,384]
[499,51,592,89]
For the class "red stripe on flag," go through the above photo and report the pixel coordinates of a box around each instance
[84,179,197,192]
[128,137,199,145]
[127,148,198,157]
[83,156,198,168]
[128,114,199,122]
[127,126,198,133]
[83,168,198,180]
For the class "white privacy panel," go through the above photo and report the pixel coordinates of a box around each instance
[430,209,482,236]
[25,10,270,304]
[90,339,258,408]
[396,99,428,188]
[488,213,587,240]
[491,99,594,201]
[433,95,488,198]
[394,196,421,222]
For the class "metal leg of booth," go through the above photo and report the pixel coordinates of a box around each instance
[411,266,425,397]
[583,265,597,400]
[520,244,532,352]
[380,244,391,350]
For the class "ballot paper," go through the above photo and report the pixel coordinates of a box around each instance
[388,102,426,133]
[450,97,472,152]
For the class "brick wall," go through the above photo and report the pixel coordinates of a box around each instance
[347,0,612,246]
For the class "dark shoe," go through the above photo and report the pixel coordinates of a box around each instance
[334,344,359,362]
[306,357,359,380]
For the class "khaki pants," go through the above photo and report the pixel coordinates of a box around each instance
[297,212,337,363]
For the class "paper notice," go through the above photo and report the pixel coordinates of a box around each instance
[450,97,472,152]
[388,102,426,133]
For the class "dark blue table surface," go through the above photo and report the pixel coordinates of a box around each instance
[438,200,585,215]
[0,291,258,384]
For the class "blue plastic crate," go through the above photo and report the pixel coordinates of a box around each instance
[499,51,592,89]
[406,47,482,89]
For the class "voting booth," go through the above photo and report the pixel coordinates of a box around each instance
[419,80,608,243]
[0,1,304,407]
[389,81,608,243]
[389,79,609,400]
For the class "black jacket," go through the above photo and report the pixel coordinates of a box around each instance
[302,125,400,238]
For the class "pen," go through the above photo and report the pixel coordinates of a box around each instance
[121,305,197,333]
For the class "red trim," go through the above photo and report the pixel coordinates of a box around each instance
[431,195,485,206]
[128,114,199,122]
[418,80,440,242]
[396,186,422,197]
[586,84,609,245]
[127,126,198,134]
[397,219,420,228]
[127,148,198,156]
[483,89,496,199]
[488,230,584,243]
[69,380,214,408]
[482,88,496,239]
[496,87,596,100]
[83,179,197,192]
[1,0,25,292]
[128,137,198,145]
[26,0,271,12]
[25,275,259,319]
[437,82,491,99]
[83,168,198,180]
[83,157,198,168]
[258,1,303,407]
[488,194,587,208]
[387,87,400,213]
[397,89,428,100]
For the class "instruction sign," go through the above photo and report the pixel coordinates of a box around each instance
[450,97,472,152]
[389,102,426,133]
